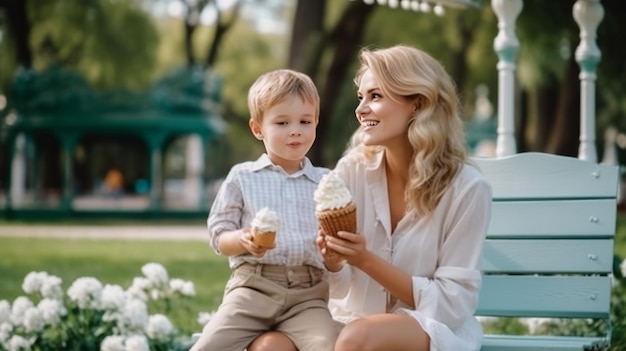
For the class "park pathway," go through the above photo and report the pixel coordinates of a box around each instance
[0,225,209,241]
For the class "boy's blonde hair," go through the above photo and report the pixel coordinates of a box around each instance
[247,69,320,123]
[351,45,468,218]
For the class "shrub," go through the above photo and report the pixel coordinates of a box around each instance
[0,263,207,351]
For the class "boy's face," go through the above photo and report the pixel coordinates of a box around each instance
[249,95,317,173]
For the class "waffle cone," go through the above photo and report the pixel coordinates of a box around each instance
[316,202,357,264]
[252,229,276,248]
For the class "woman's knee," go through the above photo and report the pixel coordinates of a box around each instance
[248,331,297,351]
[335,319,375,351]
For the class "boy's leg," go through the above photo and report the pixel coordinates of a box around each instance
[277,303,338,351]
[275,280,338,351]
[191,272,284,351]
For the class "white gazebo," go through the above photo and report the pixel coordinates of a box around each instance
[355,0,604,162]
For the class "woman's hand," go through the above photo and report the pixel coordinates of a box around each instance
[239,228,274,257]
[324,230,369,268]
[316,230,345,272]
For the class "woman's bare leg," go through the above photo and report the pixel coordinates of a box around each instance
[248,331,298,351]
[335,314,429,351]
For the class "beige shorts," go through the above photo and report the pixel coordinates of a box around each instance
[191,263,338,351]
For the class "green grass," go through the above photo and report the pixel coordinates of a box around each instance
[0,237,230,335]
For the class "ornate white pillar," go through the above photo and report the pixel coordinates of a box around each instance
[10,133,26,207]
[491,0,522,158]
[183,134,205,207]
[573,0,604,162]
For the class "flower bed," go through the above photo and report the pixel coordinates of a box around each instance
[0,263,208,351]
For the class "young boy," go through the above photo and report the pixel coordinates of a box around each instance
[190,69,336,351]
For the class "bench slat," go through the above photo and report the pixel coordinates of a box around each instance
[482,239,614,274]
[481,335,607,351]
[488,199,616,238]
[477,275,611,318]
[474,153,619,199]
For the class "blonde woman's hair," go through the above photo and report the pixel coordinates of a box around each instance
[351,45,468,218]
[247,69,320,123]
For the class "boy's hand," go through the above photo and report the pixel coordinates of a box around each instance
[316,229,345,272]
[240,228,275,257]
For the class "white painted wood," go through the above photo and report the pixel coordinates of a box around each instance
[574,0,604,162]
[477,275,611,318]
[473,153,619,199]
[481,335,606,351]
[482,239,613,273]
[472,152,616,349]
[487,199,616,238]
[491,0,522,157]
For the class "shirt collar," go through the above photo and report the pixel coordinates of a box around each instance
[251,153,321,182]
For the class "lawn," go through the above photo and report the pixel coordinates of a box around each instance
[0,236,230,335]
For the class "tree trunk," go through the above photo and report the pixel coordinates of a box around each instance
[309,2,375,166]
[288,0,326,71]
[2,0,33,67]
[204,2,242,68]
[532,84,558,151]
[184,21,197,67]
[546,51,580,157]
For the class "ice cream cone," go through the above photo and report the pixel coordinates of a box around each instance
[316,201,357,264]
[252,229,276,248]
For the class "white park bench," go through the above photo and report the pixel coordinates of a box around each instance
[474,152,618,351]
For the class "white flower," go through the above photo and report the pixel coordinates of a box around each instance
[518,317,553,334]
[124,334,150,351]
[149,288,166,301]
[169,278,196,297]
[37,298,67,326]
[11,297,34,326]
[24,306,44,333]
[40,275,63,300]
[146,314,175,341]
[197,311,215,327]
[100,284,127,311]
[0,300,11,324]
[22,307,44,333]
[126,277,151,302]
[100,335,125,351]
[620,258,626,278]
[0,322,13,344]
[68,277,103,309]
[119,299,148,333]
[141,263,169,287]
[22,272,49,295]
[7,334,31,351]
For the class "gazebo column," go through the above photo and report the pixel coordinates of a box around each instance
[183,134,207,209]
[491,0,522,158]
[573,0,604,162]
[146,133,166,210]
[59,133,79,211]
[4,132,18,212]
[9,133,27,208]
[199,135,209,210]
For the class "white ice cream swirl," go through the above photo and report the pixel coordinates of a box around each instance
[251,207,280,233]
[314,171,352,211]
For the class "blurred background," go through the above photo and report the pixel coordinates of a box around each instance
[1,0,625,220]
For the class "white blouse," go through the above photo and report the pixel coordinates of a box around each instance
[328,148,492,351]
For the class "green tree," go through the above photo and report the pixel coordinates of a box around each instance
[0,0,160,91]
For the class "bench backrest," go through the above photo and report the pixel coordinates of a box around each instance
[472,153,618,339]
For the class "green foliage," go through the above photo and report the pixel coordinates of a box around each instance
[2,0,158,92]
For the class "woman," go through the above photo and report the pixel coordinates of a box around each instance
[249,44,492,351]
